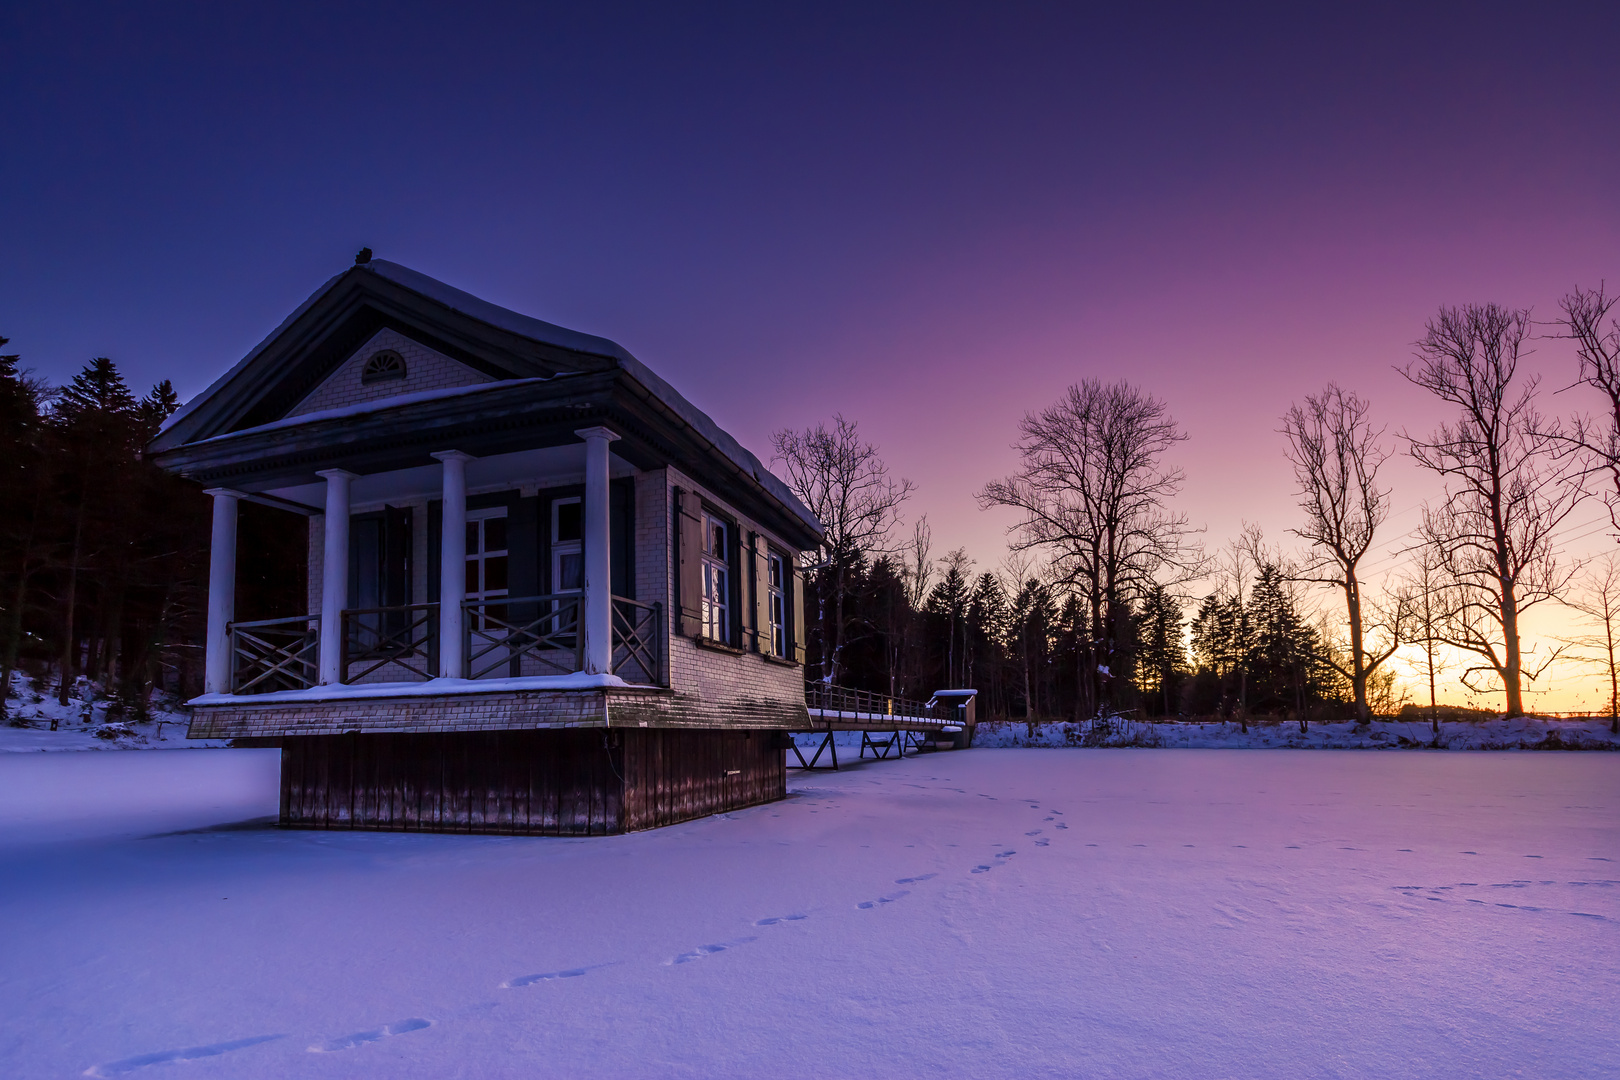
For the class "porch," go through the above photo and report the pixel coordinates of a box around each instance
[198,426,667,707]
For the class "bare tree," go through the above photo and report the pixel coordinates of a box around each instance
[904,515,933,610]
[1395,543,1455,743]
[979,379,1201,718]
[1402,304,1587,717]
[1562,554,1620,735]
[1553,284,1620,534]
[772,415,913,684]
[1281,384,1401,723]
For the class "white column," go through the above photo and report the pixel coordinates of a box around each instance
[432,451,474,678]
[316,469,358,685]
[575,427,620,675]
[202,489,242,694]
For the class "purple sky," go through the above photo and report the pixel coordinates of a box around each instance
[4,2,1618,626]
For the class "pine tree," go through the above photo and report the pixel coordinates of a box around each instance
[965,572,1009,717]
[1136,584,1187,717]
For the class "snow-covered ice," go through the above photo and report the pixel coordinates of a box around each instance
[0,748,1614,1078]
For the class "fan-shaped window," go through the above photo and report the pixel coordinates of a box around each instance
[360,350,407,384]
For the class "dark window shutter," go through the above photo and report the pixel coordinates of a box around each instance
[383,505,412,607]
[427,499,442,602]
[791,563,807,665]
[751,533,770,653]
[675,488,704,637]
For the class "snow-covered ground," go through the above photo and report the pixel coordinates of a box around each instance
[2,673,228,752]
[971,715,1620,751]
[0,749,1614,1078]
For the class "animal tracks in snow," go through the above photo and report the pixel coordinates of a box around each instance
[755,913,809,926]
[504,962,617,987]
[85,1035,285,1076]
[858,890,910,909]
[1391,879,1618,922]
[668,937,757,965]
[309,1019,432,1053]
[894,873,937,885]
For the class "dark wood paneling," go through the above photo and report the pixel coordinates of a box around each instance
[281,728,783,835]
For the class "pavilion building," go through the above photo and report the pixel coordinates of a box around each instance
[148,257,821,834]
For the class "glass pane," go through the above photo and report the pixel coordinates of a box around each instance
[708,520,727,557]
[556,501,581,543]
[466,521,480,555]
[769,554,783,589]
[465,559,479,595]
[485,555,508,593]
[485,517,507,553]
[559,552,583,592]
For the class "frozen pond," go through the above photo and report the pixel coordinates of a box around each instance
[0,748,1614,1079]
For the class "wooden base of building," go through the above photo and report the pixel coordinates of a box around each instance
[279,728,786,835]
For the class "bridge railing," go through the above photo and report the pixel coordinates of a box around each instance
[804,682,942,722]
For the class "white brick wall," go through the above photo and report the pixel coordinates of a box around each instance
[662,466,806,708]
[289,328,494,416]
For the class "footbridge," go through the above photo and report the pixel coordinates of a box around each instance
[791,684,977,770]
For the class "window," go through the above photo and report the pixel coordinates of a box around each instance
[767,551,788,657]
[701,512,730,642]
[551,497,582,595]
[465,507,509,625]
[360,349,406,384]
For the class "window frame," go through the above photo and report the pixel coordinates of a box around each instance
[549,495,583,598]
[699,509,734,645]
[464,506,510,619]
[766,550,788,658]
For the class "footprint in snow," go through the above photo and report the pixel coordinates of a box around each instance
[504,963,616,987]
[668,937,757,965]
[971,864,993,873]
[1055,823,1068,830]
[858,890,909,908]
[894,873,937,884]
[996,850,1016,858]
[1035,839,1050,847]
[1043,816,1055,821]
[309,1019,431,1053]
[1025,830,1043,837]
[755,914,809,926]
[86,1035,285,1076]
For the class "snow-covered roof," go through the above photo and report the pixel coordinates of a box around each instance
[155,260,822,539]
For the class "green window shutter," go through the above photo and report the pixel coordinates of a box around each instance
[752,533,771,654]
[675,488,704,637]
[791,563,808,665]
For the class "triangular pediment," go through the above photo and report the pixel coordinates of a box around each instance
[286,328,495,418]
[152,261,631,449]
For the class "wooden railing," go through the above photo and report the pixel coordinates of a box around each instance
[464,593,583,680]
[611,597,663,685]
[804,682,942,722]
[227,593,667,693]
[230,615,319,694]
[341,602,439,683]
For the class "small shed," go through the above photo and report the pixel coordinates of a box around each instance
[929,689,979,748]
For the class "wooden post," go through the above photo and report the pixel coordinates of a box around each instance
[432,451,474,678]
[315,470,357,685]
[575,427,620,675]
[202,488,241,694]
